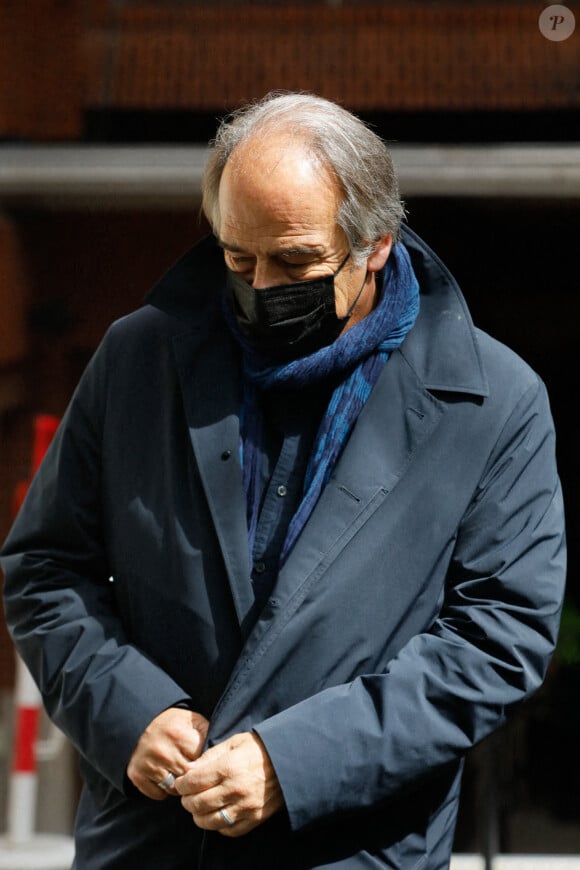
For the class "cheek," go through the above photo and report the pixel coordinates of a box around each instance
[334,269,366,318]
[333,285,350,318]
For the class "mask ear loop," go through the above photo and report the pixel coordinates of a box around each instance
[341,265,369,322]
[334,250,351,277]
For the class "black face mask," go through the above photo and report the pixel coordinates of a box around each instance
[226,252,364,361]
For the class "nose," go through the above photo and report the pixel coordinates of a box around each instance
[251,260,287,289]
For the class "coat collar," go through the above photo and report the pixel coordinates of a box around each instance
[401,225,489,397]
[144,227,489,399]
[144,233,226,328]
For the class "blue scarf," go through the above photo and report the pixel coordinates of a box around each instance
[223,242,420,567]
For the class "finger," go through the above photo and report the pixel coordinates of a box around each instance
[182,801,239,832]
[174,759,224,796]
[135,709,209,769]
[155,770,179,792]
[127,708,210,801]
[195,805,236,831]
[179,783,227,818]
[171,718,209,762]
[133,757,185,790]
[130,772,170,801]
[214,806,249,838]
[184,803,257,839]
[179,781,262,829]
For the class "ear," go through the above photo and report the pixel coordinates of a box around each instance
[366,235,393,273]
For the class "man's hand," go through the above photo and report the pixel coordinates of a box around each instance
[127,707,209,800]
[174,731,284,837]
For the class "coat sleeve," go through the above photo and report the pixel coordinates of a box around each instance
[1,331,192,794]
[254,375,566,831]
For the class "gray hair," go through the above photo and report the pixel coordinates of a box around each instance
[202,91,406,263]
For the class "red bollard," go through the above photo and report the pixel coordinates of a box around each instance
[7,414,60,845]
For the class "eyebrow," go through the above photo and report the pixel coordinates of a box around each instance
[216,238,326,258]
[216,238,245,253]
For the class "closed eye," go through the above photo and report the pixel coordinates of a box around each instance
[227,254,256,271]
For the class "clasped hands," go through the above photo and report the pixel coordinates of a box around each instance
[126,707,284,837]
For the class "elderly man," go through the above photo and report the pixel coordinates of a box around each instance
[1,92,566,869]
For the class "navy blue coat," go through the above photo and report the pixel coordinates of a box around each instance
[1,227,566,868]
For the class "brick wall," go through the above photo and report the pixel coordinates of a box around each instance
[84,4,579,113]
[1,2,578,140]
[0,0,83,139]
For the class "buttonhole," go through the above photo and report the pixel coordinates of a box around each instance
[339,485,361,503]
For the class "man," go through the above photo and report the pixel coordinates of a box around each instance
[1,92,566,868]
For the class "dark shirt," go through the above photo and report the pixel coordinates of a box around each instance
[250,384,333,613]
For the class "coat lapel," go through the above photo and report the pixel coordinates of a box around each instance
[171,328,255,629]
[275,349,445,600]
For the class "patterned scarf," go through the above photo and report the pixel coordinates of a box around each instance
[223,242,420,567]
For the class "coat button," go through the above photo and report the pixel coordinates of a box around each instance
[221,449,232,461]
[277,484,287,497]
[254,561,266,574]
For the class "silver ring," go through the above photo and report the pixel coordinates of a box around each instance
[157,771,176,790]
[219,807,235,826]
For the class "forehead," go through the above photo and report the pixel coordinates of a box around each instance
[217,136,342,249]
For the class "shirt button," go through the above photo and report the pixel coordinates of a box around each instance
[254,561,266,574]
[277,484,288,497]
